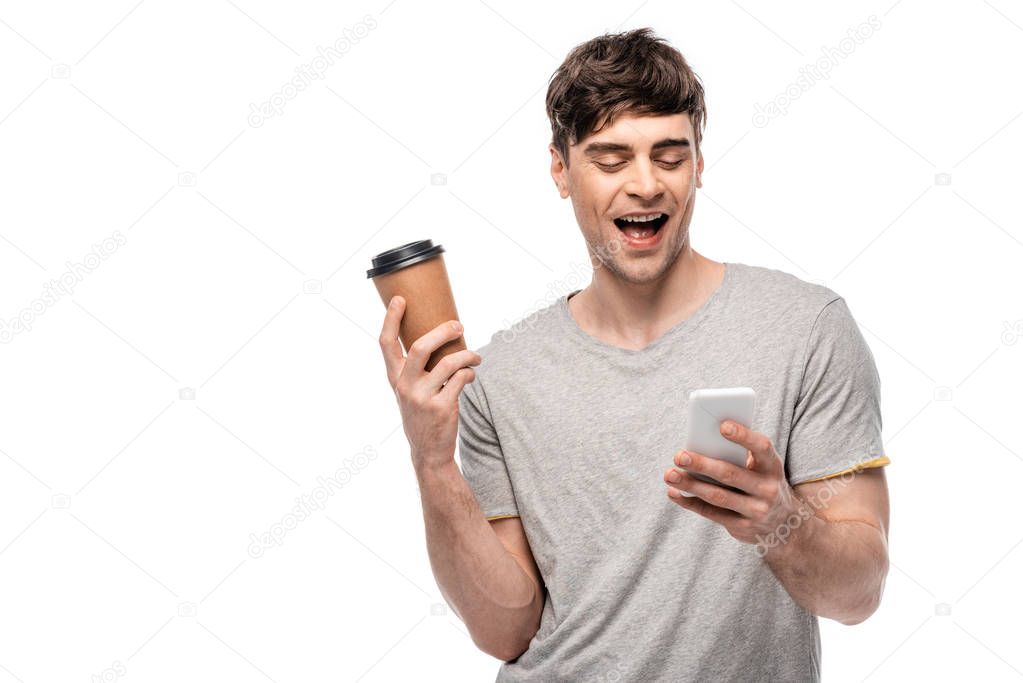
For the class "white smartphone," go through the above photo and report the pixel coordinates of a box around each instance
[681,387,757,495]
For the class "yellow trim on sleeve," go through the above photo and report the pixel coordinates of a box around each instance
[486,514,520,521]
[797,455,891,484]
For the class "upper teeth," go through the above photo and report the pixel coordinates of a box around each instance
[620,214,662,222]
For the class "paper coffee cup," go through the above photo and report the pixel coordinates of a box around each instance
[367,240,467,372]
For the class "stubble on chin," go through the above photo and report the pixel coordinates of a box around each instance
[587,224,689,285]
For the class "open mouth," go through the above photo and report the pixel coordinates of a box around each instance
[613,213,669,240]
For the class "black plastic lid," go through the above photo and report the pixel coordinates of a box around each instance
[366,240,445,278]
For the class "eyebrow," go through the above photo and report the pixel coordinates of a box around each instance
[582,138,691,156]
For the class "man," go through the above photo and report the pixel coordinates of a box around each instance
[378,28,890,681]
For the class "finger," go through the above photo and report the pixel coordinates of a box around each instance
[663,469,759,518]
[663,467,697,497]
[405,320,465,376]
[379,296,407,386]
[438,366,476,401]
[672,449,760,495]
[720,421,778,474]
[667,485,743,524]
[423,348,482,394]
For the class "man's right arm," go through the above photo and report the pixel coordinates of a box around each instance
[377,295,543,662]
[417,461,544,662]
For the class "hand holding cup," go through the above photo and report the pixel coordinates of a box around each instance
[378,296,482,473]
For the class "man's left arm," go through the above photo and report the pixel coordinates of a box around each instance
[664,421,890,625]
[765,466,889,625]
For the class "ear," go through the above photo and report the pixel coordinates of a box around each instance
[695,152,704,189]
[550,144,569,198]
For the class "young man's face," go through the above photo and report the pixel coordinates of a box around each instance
[550,112,704,285]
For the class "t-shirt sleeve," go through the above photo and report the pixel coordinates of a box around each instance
[785,297,890,485]
[457,377,519,520]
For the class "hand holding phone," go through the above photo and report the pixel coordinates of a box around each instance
[680,387,756,495]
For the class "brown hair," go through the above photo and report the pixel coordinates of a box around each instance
[545,28,707,167]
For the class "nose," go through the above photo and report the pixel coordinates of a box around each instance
[625,157,663,201]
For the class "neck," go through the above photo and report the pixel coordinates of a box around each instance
[569,246,724,351]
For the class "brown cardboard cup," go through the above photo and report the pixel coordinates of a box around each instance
[367,240,466,372]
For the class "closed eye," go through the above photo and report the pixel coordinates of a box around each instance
[595,160,685,171]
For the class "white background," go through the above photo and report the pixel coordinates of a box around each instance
[1,0,1021,681]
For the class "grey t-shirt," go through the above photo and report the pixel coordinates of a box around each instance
[457,261,889,682]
